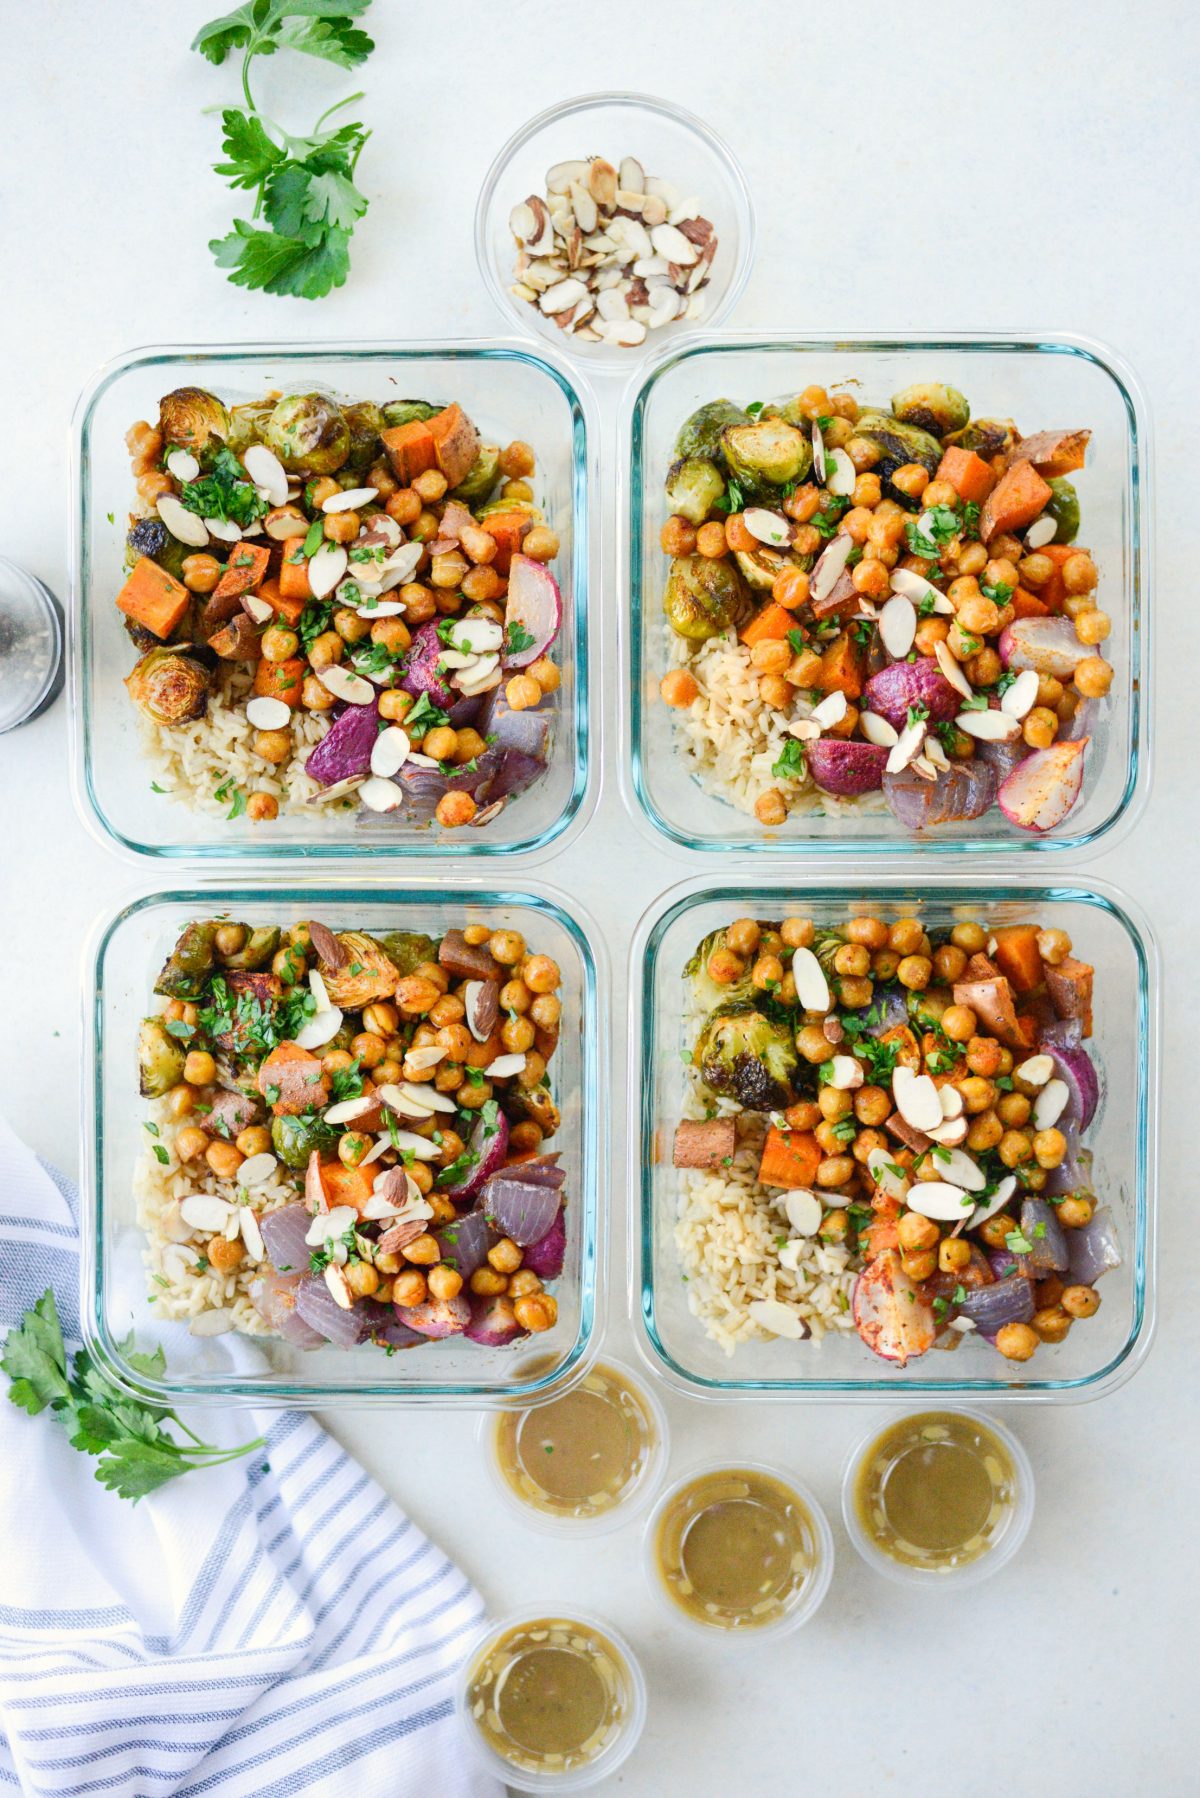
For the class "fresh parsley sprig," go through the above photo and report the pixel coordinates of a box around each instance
[2,1291,264,1502]
[192,1,376,301]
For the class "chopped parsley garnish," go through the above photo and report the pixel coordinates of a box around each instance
[771,738,806,782]
[981,580,1014,603]
[180,447,269,530]
[403,692,449,737]
[504,621,536,659]
[1005,1227,1035,1256]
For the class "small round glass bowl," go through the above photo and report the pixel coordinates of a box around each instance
[455,1605,647,1793]
[475,92,755,375]
[0,554,63,732]
[478,1354,670,1537]
[841,1408,1036,1591]
[642,1459,834,1642]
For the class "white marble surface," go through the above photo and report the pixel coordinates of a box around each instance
[2,1,1195,1790]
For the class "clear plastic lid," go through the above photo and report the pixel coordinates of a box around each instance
[0,555,62,732]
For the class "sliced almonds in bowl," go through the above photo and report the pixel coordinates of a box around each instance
[508,155,718,347]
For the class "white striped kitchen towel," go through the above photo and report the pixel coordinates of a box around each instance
[0,1117,500,1798]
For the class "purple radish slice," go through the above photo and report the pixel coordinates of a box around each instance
[502,553,563,668]
[863,657,959,729]
[441,1106,509,1201]
[501,1155,566,1187]
[435,1207,491,1281]
[523,1207,566,1280]
[999,616,1092,679]
[481,1175,562,1246]
[464,1293,527,1347]
[305,699,379,788]
[1066,1206,1121,1286]
[1019,1198,1071,1274]
[883,756,997,827]
[260,1203,315,1275]
[1040,1016,1083,1051]
[395,1293,471,1338]
[997,739,1088,832]
[806,738,889,797]
[1042,1042,1100,1130]
[249,1271,326,1349]
[294,1274,369,1347]
[400,620,456,708]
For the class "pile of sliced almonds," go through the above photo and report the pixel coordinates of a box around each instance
[508,156,717,346]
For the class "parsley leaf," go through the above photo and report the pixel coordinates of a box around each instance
[504,621,537,659]
[180,447,269,530]
[771,738,806,782]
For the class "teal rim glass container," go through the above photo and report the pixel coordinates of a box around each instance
[629,873,1158,1403]
[70,341,598,863]
[620,332,1152,856]
[81,879,607,1406]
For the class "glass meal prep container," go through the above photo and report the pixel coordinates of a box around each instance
[81,881,606,1407]
[629,874,1158,1403]
[70,341,598,863]
[621,333,1151,856]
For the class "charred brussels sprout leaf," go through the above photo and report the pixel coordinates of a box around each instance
[451,445,502,504]
[734,545,793,591]
[263,393,351,474]
[124,647,211,727]
[271,1112,338,1170]
[158,387,231,455]
[1044,476,1080,544]
[224,401,274,456]
[695,1001,798,1111]
[504,1083,561,1139]
[851,410,944,484]
[379,931,438,978]
[342,401,386,474]
[674,399,749,463]
[138,1018,186,1097]
[665,456,726,524]
[721,418,812,494]
[154,922,219,1000]
[890,383,971,438]
[945,417,1020,460]
[663,554,749,642]
[684,930,756,1011]
[221,926,282,971]
[382,400,440,429]
[125,517,188,583]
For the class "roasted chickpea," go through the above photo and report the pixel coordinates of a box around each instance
[137,469,174,506]
[174,1126,209,1164]
[302,675,337,711]
[966,1110,1004,1153]
[1033,1305,1072,1344]
[751,953,784,992]
[661,516,697,556]
[1061,1284,1101,1318]
[166,1084,195,1121]
[411,467,448,503]
[897,1211,939,1252]
[1057,1196,1094,1229]
[436,791,477,828]
[707,947,745,986]
[214,922,247,958]
[832,942,870,979]
[695,520,729,557]
[469,1266,508,1298]
[852,1086,890,1128]
[897,954,932,991]
[1062,551,1098,594]
[393,1269,428,1307]
[659,667,701,711]
[427,1263,463,1303]
[261,624,299,664]
[1074,656,1113,698]
[887,919,923,956]
[205,1140,244,1181]
[998,1128,1034,1169]
[979,1213,1016,1250]
[181,552,222,594]
[487,1237,524,1275]
[522,526,560,562]
[779,917,813,950]
[816,1154,855,1188]
[818,1085,853,1122]
[753,789,788,826]
[386,488,422,525]
[965,1036,1003,1078]
[253,728,291,766]
[997,1092,1032,1128]
[900,1250,937,1283]
[207,1235,244,1273]
[323,509,360,544]
[891,463,930,501]
[235,1125,271,1158]
[939,1237,972,1274]
[514,1293,558,1333]
[184,1049,216,1086]
[306,630,345,671]
[996,1322,1039,1362]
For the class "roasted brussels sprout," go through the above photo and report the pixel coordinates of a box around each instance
[124,647,211,726]
[694,1001,798,1111]
[224,401,274,456]
[663,554,750,641]
[271,1112,338,1171]
[734,545,793,591]
[674,399,749,462]
[158,387,230,455]
[382,399,440,428]
[721,418,812,494]
[890,383,971,437]
[126,516,188,583]
[138,1017,186,1097]
[1044,476,1080,544]
[451,445,502,504]
[380,930,438,977]
[851,410,943,484]
[665,456,726,524]
[504,1083,561,1139]
[154,921,218,1000]
[221,926,281,971]
[343,401,386,474]
[944,417,1019,460]
[263,393,351,475]
[684,930,755,1011]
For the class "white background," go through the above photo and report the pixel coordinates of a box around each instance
[3,2,1197,1791]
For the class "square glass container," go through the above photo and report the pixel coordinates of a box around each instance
[630,874,1157,1402]
[70,341,598,862]
[622,333,1151,856]
[82,880,606,1406]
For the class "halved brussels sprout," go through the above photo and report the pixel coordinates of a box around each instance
[663,554,749,641]
[694,1001,798,1111]
[665,456,726,524]
[1044,476,1080,544]
[224,401,274,457]
[451,445,502,504]
[380,930,438,977]
[734,545,793,591]
[138,1017,186,1097]
[851,410,943,483]
[382,399,440,428]
[674,399,749,462]
[126,516,188,583]
[721,418,812,494]
[154,922,218,1000]
[158,387,230,454]
[945,417,1019,460]
[263,393,351,475]
[271,1112,338,1170]
[221,926,281,971]
[890,383,971,437]
[124,647,211,727]
[343,401,386,474]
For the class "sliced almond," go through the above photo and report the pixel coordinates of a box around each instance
[928,1145,986,1191]
[308,543,348,599]
[810,690,848,730]
[246,695,291,732]
[317,663,375,706]
[165,447,199,483]
[825,447,856,497]
[1025,514,1058,549]
[568,181,597,234]
[239,1206,266,1262]
[892,1065,943,1132]
[618,156,645,193]
[640,194,668,228]
[924,735,951,771]
[910,755,939,783]
[746,1298,808,1340]
[204,517,243,543]
[323,1264,354,1310]
[889,566,953,613]
[485,1052,527,1079]
[588,157,618,208]
[321,486,378,514]
[242,593,275,625]
[742,508,791,547]
[509,200,537,241]
[649,222,698,265]
[860,711,899,748]
[827,1054,864,1091]
[445,617,503,654]
[293,1005,344,1051]
[811,419,826,486]
[376,1081,434,1120]
[927,1113,968,1146]
[867,1147,910,1202]
[370,726,411,779]
[1000,668,1040,719]
[539,277,588,315]
[405,1045,447,1073]
[156,494,209,547]
[237,1152,277,1187]
[782,718,821,742]
[955,707,1021,741]
[886,715,927,773]
[189,1309,235,1337]
[323,1094,379,1126]
[397,1081,456,1114]
[1016,1053,1054,1087]
[547,158,588,194]
[940,1085,965,1120]
[597,286,630,322]
[783,1188,823,1236]
[935,638,974,700]
[358,775,405,813]
[878,594,917,660]
[810,532,853,604]
[791,946,830,1012]
[907,1180,976,1222]
[242,443,289,506]
[308,967,332,1013]
[381,1128,441,1162]
[180,1194,234,1231]
[969,1174,1018,1230]
[1033,1078,1070,1130]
